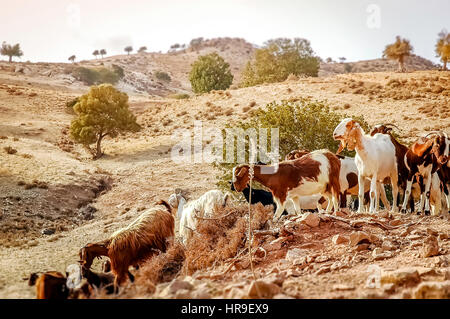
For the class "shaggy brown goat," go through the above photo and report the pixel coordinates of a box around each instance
[79,200,175,292]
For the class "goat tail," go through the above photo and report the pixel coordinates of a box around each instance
[157,199,172,214]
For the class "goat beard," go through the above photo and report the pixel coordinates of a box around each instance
[336,140,346,154]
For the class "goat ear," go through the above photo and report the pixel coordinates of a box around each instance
[236,166,248,178]
[336,141,346,154]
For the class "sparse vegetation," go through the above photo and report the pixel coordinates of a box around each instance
[155,70,171,82]
[72,67,121,85]
[169,93,190,99]
[92,50,99,59]
[100,49,107,58]
[138,46,147,53]
[215,98,368,189]
[189,52,233,93]
[240,38,320,87]
[70,84,141,159]
[68,55,76,63]
[1,42,23,62]
[383,36,413,72]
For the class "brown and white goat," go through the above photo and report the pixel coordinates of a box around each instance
[431,132,449,213]
[79,200,175,292]
[232,149,341,220]
[401,133,447,215]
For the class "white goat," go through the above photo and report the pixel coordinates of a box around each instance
[333,119,399,214]
[169,190,229,245]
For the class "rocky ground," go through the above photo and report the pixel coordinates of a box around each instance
[0,64,448,298]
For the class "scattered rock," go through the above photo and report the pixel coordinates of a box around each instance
[413,281,450,299]
[426,228,438,236]
[349,231,371,246]
[285,248,305,262]
[381,241,396,251]
[354,243,370,251]
[315,265,331,275]
[389,219,402,226]
[263,237,285,251]
[383,283,396,294]
[372,248,393,260]
[332,284,355,291]
[78,205,97,221]
[381,268,421,287]
[299,212,320,227]
[41,228,55,235]
[315,255,330,263]
[247,280,281,299]
[332,234,349,245]
[421,236,439,258]
[164,279,194,295]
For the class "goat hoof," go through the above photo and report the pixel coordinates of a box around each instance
[400,209,407,214]
[424,210,431,216]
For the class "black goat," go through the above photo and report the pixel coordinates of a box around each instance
[229,182,289,215]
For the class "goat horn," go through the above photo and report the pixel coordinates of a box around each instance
[424,131,443,138]
[383,123,401,130]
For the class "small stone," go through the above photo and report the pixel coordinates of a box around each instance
[354,243,370,251]
[263,237,285,251]
[273,293,294,299]
[381,268,421,287]
[285,248,305,262]
[413,281,450,299]
[372,248,392,260]
[349,231,371,246]
[299,212,320,228]
[389,219,402,226]
[332,234,349,245]
[421,236,439,258]
[247,280,281,299]
[315,255,330,263]
[439,233,448,240]
[335,210,348,218]
[426,228,438,236]
[383,283,396,294]
[41,228,55,235]
[332,284,354,291]
[165,279,194,295]
[315,265,331,275]
[382,241,396,251]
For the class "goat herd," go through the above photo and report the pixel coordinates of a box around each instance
[27,118,449,299]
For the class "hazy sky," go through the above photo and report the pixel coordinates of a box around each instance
[1,0,448,63]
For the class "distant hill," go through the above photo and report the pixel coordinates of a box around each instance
[319,54,438,76]
[0,38,440,97]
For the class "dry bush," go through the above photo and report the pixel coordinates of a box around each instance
[4,146,17,154]
[134,241,186,292]
[181,203,272,275]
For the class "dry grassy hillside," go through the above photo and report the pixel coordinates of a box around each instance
[319,54,438,77]
[0,37,254,97]
[0,68,448,298]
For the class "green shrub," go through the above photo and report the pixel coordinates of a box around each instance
[155,71,171,82]
[189,53,233,93]
[112,64,125,79]
[66,97,80,109]
[214,98,369,190]
[240,38,320,87]
[72,67,121,85]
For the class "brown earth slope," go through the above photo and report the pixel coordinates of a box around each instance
[0,68,448,298]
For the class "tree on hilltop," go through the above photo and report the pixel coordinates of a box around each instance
[383,36,413,72]
[1,42,23,62]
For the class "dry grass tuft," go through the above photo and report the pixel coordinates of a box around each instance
[181,203,272,275]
